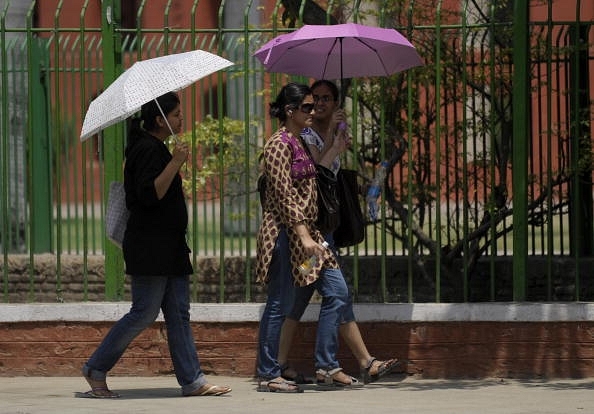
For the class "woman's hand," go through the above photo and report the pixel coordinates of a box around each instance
[332,110,351,149]
[301,237,324,258]
[332,128,350,153]
[329,109,347,133]
[330,109,347,129]
[294,223,325,258]
[316,110,350,169]
[171,141,189,169]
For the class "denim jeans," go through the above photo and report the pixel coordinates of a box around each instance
[288,278,355,324]
[82,275,207,395]
[292,267,349,370]
[256,228,295,380]
[288,233,355,324]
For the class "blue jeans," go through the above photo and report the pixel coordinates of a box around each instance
[288,281,355,324]
[82,275,207,396]
[257,228,295,380]
[288,233,355,324]
[292,267,349,370]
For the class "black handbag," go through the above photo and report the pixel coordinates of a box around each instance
[333,169,365,247]
[315,164,341,234]
[297,136,341,234]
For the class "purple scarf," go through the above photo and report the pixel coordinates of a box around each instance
[280,129,316,180]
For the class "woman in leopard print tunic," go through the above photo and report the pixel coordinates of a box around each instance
[255,83,353,392]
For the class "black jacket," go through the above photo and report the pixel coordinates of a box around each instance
[122,132,192,276]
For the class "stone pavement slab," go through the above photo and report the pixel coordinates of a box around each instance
[0,375,592,414]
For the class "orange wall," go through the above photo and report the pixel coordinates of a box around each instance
[36,0,220,28]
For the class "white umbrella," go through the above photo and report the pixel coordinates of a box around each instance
[80,50,234,141]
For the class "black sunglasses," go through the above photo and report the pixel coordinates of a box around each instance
[298,103,315,114]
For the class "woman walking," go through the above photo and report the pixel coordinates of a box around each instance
[256,82,355,392]
[82,92,231,398]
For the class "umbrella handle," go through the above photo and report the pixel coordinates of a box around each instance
[154,98,186,174]
[155,98,179,143]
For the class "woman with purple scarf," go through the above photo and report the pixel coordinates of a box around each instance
[255,83,356,393]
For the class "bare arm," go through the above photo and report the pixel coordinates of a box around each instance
[314,110,350,169]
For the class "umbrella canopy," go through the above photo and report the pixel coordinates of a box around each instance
[253,23,423,80]
[80,50,234,141]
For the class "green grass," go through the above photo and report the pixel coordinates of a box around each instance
[51,210,569,256]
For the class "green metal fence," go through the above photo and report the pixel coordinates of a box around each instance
[1,0,593,303]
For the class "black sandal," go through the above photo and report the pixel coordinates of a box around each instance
[360,357,400,384]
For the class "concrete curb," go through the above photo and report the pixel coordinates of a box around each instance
[2,302,594,323]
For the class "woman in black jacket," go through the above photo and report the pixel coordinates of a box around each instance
[82,92,231,398]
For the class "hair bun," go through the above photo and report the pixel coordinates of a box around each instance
[268,102,282,118]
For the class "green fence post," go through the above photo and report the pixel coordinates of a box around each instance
[569,22,593,257]
[101,0,125,300]
[511,0,529,301]
[29,38,52,253]
[568,17,592,300]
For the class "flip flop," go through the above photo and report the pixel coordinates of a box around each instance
[78,387,121,399]
[81,374,121,399]
[185,384,232,396]
[257,378,303,393]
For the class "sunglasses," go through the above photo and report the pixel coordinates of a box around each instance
[298,103,315,114]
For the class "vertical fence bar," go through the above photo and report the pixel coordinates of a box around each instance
[545,0,554,300]
[101,0,125,300]
[349,0,362,300]
[52,1,64,299]
[511,0,529,300]
[79,0,89,299]
[81,0,96,296]
[1,2,8,301]
[569,0,591,299]
[487,0,497,300]
[163,1,171,54]
[217,0,226,302]
[405,0,416,302]
[189,0,199,301]
[461,0,470,301]
[434,0,443,302]
[376,3,387,302]
[242,0,255,302]
[27,5,52,255]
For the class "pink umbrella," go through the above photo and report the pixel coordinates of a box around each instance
[253,23,423,81]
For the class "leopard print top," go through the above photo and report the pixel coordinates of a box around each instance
[256,127,339,287]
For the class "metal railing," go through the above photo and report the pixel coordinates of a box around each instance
[1,0,593,303]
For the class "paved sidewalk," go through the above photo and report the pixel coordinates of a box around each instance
[0,374,593,414]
